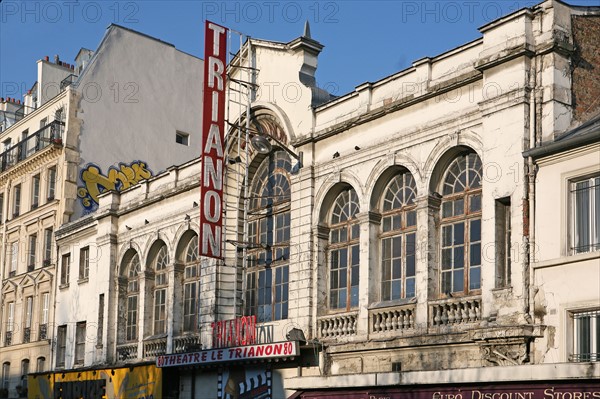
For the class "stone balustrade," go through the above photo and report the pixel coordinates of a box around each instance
[370,303,416,334]
[317,311,358,339]
[116,343,138,361]
[143,337,167,358]
[429,296,482,326]
[173,334,202,353]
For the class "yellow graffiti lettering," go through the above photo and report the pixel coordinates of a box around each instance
[78,161,153,209]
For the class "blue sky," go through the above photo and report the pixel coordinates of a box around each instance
[1,0,597,99]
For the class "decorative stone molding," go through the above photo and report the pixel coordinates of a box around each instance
[480,338,529,366]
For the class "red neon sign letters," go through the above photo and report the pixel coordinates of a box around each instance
[200,20,228,259]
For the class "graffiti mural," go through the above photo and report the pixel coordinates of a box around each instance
[28,364,162,399]
[77,161,153,212]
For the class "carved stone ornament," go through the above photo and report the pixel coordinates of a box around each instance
[480,339,529,366]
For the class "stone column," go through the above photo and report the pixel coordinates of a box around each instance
[166,262,184,353]
[139,269,154,355]
[356,211,380,338]
[421,194,441,330]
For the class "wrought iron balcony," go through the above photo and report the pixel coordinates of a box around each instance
[60,74,77,91]
[0,120,64,173]
[4,331,12,346]
[23,327,31,343]
[39,324,47,340]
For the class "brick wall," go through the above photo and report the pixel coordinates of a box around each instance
[571,15,600,122]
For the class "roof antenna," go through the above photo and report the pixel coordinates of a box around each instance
[303,20,311,39]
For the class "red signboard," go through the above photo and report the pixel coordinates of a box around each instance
[200,20,228,259]
[156,341,298,368]
[292,383,600,399]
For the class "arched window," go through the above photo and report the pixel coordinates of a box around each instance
[245,151,291,322]
[36,357,45,373]
[20,359,29,389]
[440,153,482,295]
[329,188,360,310]
[183,235,200,332]
[125,253,141,341]
[152,244,169,334]
[380,172,417,301]
[1,362,9,390]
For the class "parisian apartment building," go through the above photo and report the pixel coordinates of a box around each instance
[0,1,599,399]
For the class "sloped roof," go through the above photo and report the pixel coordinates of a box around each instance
[523,113,600,159]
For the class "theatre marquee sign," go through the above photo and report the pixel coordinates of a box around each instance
[156,341,298,368]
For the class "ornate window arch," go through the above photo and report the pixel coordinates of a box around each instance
[380,172,417,301]
[439,152,482,295]
[124,252,141,341]
[245,151,291,322]
[328,188,360,310]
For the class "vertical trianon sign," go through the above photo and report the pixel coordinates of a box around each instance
[200,20,228,258]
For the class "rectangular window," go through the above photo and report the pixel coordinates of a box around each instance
[495,197,511,288]
[5,302,14,346]
[75,322,86,365]
[183,281,198,331]
[39,117,48,129]
[47,167,56,201]
[571,309,599,362]
[246,265,289,323]
[19,129,29,160]
[329,244,360,310]
[571,175,600,254]
[40,292,49,340]
[60,253,70,286]
[126,295,138,341]
[23,296,33,343]
[175,131,189,146]
[44,228,53,266]
[56,325,66,367]
[13,183,21,217]
[79,247,89,280]
[274,265,289,320]
[97,294,104,346]
[0,194,4,223]
[28,234,37,271]
[9,241,18,277]
[381,232,416,301]
[153,289,167,334]
[32,174,40,209]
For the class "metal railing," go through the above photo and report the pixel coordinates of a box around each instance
[60,74,77,91]
[0,120,64,173]
[23,327,31,343]
[39,324,47,340]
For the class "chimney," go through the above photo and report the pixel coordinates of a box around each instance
[44,55,49,62]
[54,55,60,64]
